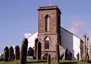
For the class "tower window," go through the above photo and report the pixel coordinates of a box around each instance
[45,41,49,49]
[45,15,49,32]
[45,36,49,49]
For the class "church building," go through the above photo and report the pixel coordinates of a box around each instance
[24,6,88,60]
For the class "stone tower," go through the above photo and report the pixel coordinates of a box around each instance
[38,6,61,60]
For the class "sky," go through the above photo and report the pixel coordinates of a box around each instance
[0,0,91,55]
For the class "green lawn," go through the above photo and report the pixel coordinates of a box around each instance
[60,60,88,64]
[0,60,88,64]
[0,60,18,64]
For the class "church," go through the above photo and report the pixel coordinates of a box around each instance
[24,6,88,60]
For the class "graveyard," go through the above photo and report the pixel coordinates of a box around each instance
[0,38,89,64]
[0,1,91,64]
[0,5,90,64]
[0,60,88,64]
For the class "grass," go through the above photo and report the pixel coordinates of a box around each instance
[60,60,88,64]
[0,60,88,64]
[0,60,18,64]
[27,59,88,64]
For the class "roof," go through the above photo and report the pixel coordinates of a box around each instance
[38,5,61,14]
[61,27,82,40]
[26,31,38,38]
[26,27,83,41]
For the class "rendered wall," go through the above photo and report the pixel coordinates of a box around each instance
[61,28,81,60]
[26,28,81,60]
[26,32,38,48]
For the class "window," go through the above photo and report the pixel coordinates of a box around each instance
[45,41,49,49]
[45,15,49,32]
[45,36,49,49]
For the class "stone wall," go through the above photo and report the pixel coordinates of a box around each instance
[38,6,61,60]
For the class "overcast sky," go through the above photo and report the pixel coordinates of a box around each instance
[0,0,91,55]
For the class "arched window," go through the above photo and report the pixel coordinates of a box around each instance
[45,15,49,32]
[45,36,49,49]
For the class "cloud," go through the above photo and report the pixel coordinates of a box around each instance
[69,21,87,35]
[72,16,80,19]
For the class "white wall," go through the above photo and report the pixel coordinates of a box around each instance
[26,28,81,60]
[61,28,81,60]
[25,32,38,48]
[73,35,80,60]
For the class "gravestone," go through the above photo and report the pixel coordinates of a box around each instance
[15,45,20,60]
[34,38,38,59]
[77,53,79,60]
[20,38,28,64]
[56,43,60,64]
[65,49,72,60]
[27,47,34,56]
[4,46,9,61]
[47,54,51,64]
[9,46,15,60]
[43,53,48,60]
[65,49,68,60]
[36,42,41,60]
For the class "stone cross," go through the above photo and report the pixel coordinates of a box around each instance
[87,37,89,60]
[83,33,88,61]
[87,37,89,49]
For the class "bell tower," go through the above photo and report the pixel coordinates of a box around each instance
[38,6,61,59]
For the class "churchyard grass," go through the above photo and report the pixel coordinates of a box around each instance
[0,60,18,64]
[0,60,88,64]
[60,60,88,64]
[27,59,88,64]
[27,60,88,64]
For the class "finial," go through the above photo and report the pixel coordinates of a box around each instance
[83,33,86,37]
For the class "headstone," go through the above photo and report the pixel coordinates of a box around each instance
[47,54,51,64]
[9,46,15,60]
[34,38,38,59]
[27,47,34,56]
[20,38,28,64]
[77,53,79,60]
[15,45,20,60]
[36,42,41,60]
[38,42,41,60]
[56,43,59,64]
[4,46,9,61]
[65,49,68,60]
